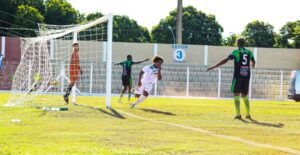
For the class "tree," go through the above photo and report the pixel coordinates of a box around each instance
[0,0,43,36]
[113,15,151,42]
[279,20,300,48]
[294,25,300,48]
[14,0,45,14]
[85,12,104,23]
[151,6,223,45]
[44,0,80,25]
[241,21,275,47]
[222,33,238,46]
[84,13,151,43]
[10,5,44,37]
[0,0,16,36]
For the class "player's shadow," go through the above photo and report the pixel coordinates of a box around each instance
[249,118,284,128]
[140,108,176,116]
[76,104,125,119]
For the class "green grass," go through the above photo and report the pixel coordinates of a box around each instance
[1,93,300,155]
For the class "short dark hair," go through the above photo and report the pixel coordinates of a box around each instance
[237,38,245,47]
[72,42,79,47]
[153,55,164,63]
[127,55,132,59]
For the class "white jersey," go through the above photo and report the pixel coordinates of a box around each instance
[141,64,160,84]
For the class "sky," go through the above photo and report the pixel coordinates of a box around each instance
[67,0,299,37]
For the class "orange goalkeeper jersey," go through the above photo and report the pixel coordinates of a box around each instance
[70,51,80,83]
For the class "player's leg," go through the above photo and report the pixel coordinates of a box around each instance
[134,83,142,98]
[63,81,75,104]
[242,79,251,119]
[232,78,241,119]
[119,86,127,103]
[119,76,128,103]
[130,83,151,108]
[127,77,133,102]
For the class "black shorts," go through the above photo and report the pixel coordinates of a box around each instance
[122,76,132,87]
[231,78,250,94]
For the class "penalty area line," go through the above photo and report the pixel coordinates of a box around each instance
[118,109,300,155]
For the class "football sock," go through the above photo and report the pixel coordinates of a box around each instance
[64,85,73,98]
[243,96,250,116]
[234,96,241,116]
[119,93,124,100]
[133,95,146,107]
[128,92,131,101]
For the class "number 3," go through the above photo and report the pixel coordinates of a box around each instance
[176,51,182,59]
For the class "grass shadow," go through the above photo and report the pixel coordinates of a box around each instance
[140,108,176,116]
[234,118,250,123]
[249,118,284,128]
[76,104,125,119]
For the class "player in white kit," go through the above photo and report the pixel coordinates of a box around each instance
[130,56,164,108]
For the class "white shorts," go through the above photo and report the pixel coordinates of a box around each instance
[135,82,153,95]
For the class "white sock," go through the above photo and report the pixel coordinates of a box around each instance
[133,95,146,107]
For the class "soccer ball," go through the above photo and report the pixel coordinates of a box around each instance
[34,73,42,82]
[50,79,58,86]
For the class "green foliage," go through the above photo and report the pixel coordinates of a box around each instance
[44,0,80,25]
[0,0,15,35]
[113,15,151,43]
[151,6,223,45]
[279,20,300,48]
[10,5,44,37]
[13,0,45,14]
[222,33,238,46]
[85,12,104,22]
[83,13,151,43]
[242,20,275,47]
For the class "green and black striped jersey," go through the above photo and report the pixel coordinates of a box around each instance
[228,48,255,79]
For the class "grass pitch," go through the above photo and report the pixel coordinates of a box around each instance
[0,93,300,155]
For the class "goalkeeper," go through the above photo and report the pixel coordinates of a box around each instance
[63,42,82,104]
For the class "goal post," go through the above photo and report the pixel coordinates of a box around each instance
[6,14,114,107]
[106,14,113,108]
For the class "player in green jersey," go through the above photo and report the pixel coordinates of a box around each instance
[207,38,256,120]
[115,55,149,103]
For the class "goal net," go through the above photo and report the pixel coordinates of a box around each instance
[6,14,113,108]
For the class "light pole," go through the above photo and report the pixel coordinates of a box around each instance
[167,26,176,45]
[176,0,183,44]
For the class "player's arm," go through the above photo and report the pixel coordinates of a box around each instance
[207,57,230,71]
[114,61,124,66]
[77,55,82,75]
[133,58,149,64]
[158,67,162,80]
[137,70,144,86]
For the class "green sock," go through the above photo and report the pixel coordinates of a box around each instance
[119,93,124,100]
[234,96,241,116]
[128,92,131,101]
[243,96,250,116]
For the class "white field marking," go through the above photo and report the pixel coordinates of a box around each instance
[118,109,300,155]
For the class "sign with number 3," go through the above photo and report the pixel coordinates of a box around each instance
[173,49,186,62]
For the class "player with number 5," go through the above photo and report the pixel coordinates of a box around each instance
[207,38,256,120]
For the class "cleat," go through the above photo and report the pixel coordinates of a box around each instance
[130,103,136,109]
[245,115,252,120]
[234,115,242,120]
[63,95,69,104]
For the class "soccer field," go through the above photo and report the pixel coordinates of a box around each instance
[0,93,300,155]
